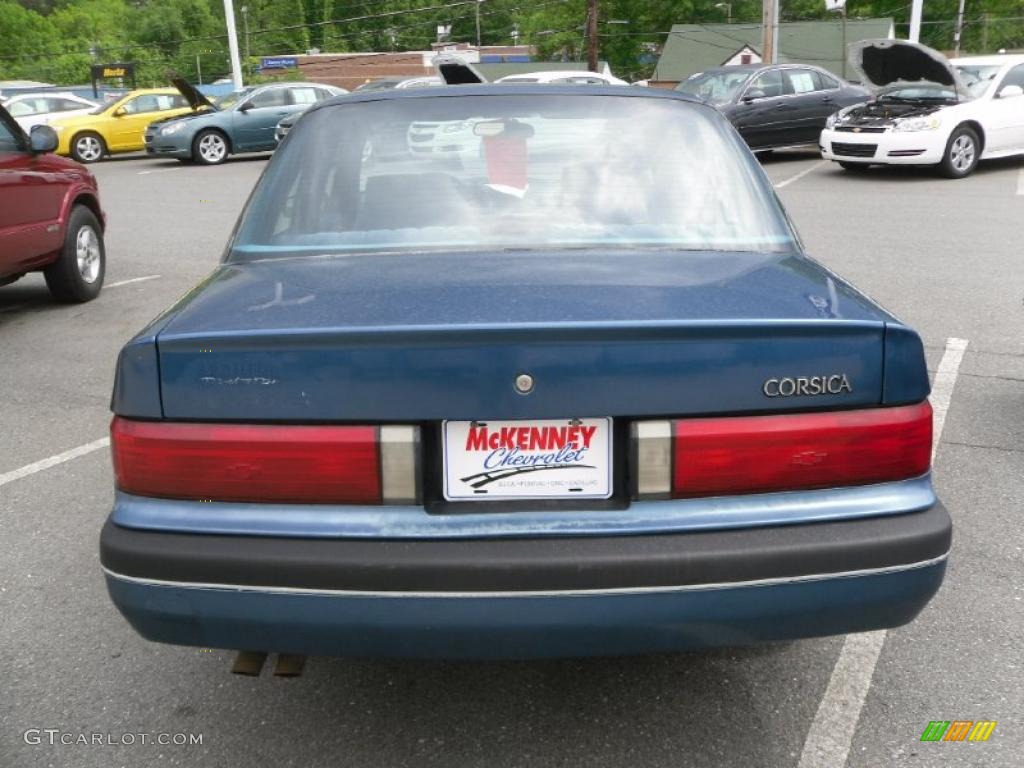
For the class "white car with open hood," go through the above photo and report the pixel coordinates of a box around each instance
[820,40,1024,178]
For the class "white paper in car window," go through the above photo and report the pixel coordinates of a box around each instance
[790,73,815,94]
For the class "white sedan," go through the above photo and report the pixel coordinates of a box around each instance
[495,70,628,86]
[2,92,98,132]
[820,40,1024,178]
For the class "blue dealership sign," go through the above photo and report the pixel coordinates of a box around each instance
[260,56,298,70]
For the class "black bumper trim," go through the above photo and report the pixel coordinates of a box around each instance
[100,503,951,594]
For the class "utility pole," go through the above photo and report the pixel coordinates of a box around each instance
[196,54,203,85]
[953,0,967,56]
[240,5,251,76]
[828,2,848,79]
[586,0,599,72]
[222,0,244,90]
[761,0,777,64]
[476,0,483,48]
[909,0,923,43]
[772,0,779,63]
[838,8,847,78]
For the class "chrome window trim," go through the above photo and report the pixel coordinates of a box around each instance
[103,552,949,599]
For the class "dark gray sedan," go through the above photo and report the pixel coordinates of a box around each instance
[677,64,869,151]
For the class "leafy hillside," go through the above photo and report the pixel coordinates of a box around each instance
[2,0,1022,85]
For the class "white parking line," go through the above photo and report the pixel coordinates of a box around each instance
[137,167,182,176]
[0,274,161,314]
[1017,166,1024,195]
[774,160,827,189]
[0,437,110,490]
[108,274,161,288]
[929,338,969,462]
[797,336,969,768]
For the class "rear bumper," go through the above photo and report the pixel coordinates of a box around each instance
[100,502,951,658]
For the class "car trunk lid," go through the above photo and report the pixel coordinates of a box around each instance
[152,250,893,421]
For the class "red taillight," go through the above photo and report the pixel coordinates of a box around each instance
[635,402,932,499]
[110,418,418,505]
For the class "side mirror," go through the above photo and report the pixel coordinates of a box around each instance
[743,88,767,103]
[29,124,59,154]
[998,84,1024,99]
[239,100,254,112]
[113,107,127,117]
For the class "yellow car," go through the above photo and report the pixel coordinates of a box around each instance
[48,88,194,163]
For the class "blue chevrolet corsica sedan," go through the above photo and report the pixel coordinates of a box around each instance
[100,86,950,659]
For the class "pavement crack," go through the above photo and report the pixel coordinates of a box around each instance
[942,440,1024,455]
[957,372,1024,384]
[960,347,1024,359]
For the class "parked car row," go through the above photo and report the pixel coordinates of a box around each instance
[1,65,624,307]
[144,80,346,165]
[680,40,1024,179]
[2,67,629,170]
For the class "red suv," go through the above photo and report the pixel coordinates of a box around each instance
[0,103,105,302]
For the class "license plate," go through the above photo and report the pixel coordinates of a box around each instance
[442,418,612,501]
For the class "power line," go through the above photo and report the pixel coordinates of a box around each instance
[5,9,1024,69]
[0,0,566,63]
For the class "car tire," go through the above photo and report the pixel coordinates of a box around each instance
[838,162,871,172]
[754,149,774,160]
[43,206,105,303]
[70,132,106,164]
[193,129,230,165]
[938,125,980,179]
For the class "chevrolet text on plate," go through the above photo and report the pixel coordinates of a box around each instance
[99,82,951,660]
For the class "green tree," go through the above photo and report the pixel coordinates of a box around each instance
[3,0,1023,87]
[0,0,56,80]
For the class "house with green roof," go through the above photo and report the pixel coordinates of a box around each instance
[653,19,894,85]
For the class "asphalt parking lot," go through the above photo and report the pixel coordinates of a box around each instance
[1,149,1022,767]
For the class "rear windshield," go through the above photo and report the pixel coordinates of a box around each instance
[230,94,797,260]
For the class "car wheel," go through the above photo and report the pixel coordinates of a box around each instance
[939,126,980,179]
[838,162,871,172]
[70,132,106,164]
[193,130,229,165]
[43,206,105,303]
